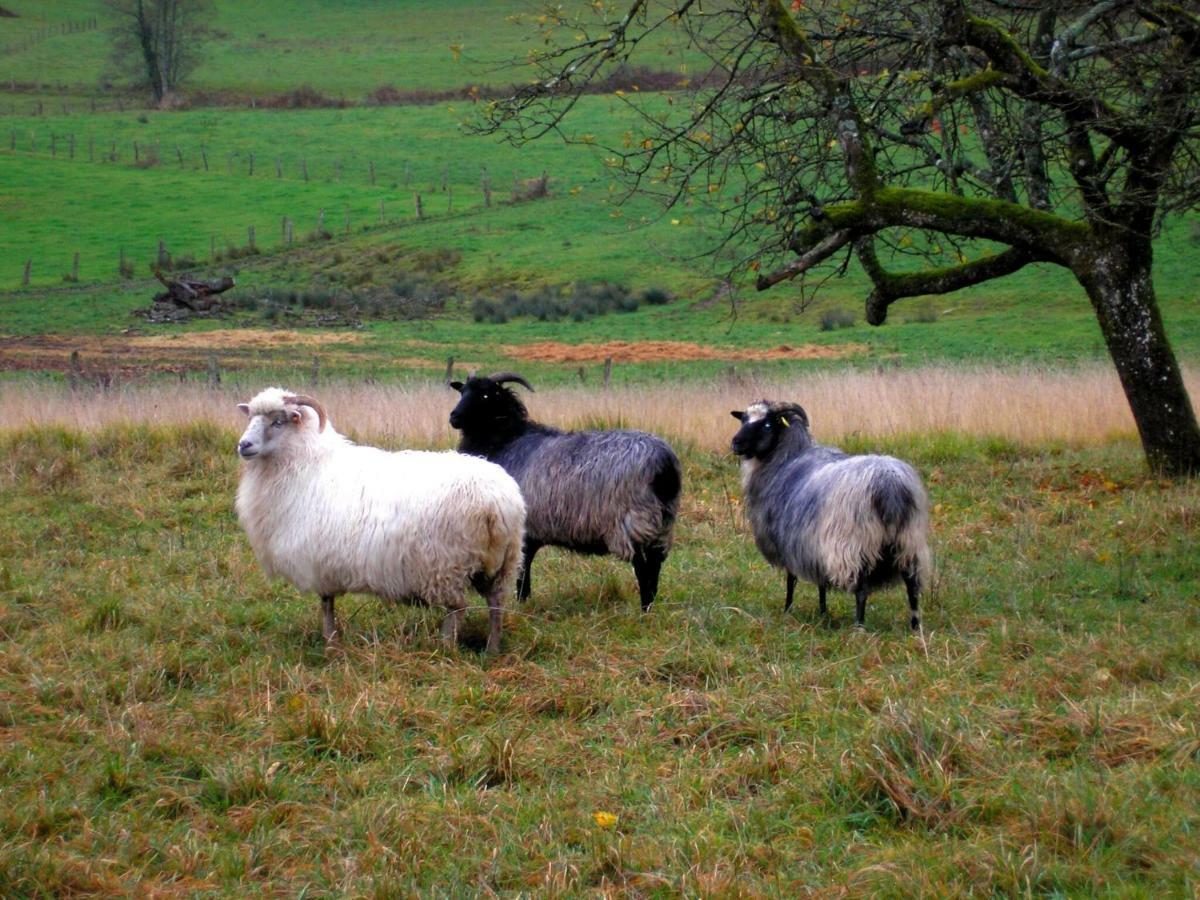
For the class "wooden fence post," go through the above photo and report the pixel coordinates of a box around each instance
[414,193,423,220]
[379,199,385,223]
[133,140,139,163]
[176,145,183,167]
[248,152,254,176]
[50,133,56,157]
[207,354,220,387]
[481,166,491,208]
[22,259,31,286]
[247,225,256,251]
[603,356,613,389]
[343,207,349,235]
[157,239,168,270]
[309,356,320,388]
[200,144,208,171]
[444,356,455,383]
[71,252,79,282]
[275,156,281,178]
[69,351,82,391]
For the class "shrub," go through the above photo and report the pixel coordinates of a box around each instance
[640,286,673,306]
[819,307,856,331]
[904,301,940,324]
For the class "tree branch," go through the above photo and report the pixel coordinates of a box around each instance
[785,187,1089,263]
[755,229,856,289]
[856,238,1039,323]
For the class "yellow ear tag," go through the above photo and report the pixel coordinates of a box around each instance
[779,417,789,428]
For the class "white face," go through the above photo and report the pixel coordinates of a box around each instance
[237,406,298,459]
[742,402,769,424]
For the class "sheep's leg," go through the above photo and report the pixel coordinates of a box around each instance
[440,605,466,649]
[485,586,504,655]
[517,541,540,602]
[632,547,665,611]
[903,571,921,631]
[854,586,868,629]
[784,573,796,612]
[320,595,339,644]
[817,582,828,617]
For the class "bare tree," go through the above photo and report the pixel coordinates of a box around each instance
[481,0,1200,476]
[107,0,211,105]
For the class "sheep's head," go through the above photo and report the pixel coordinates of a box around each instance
[730,400,810,459]
[448,372,534,437]
[236,388,327,459]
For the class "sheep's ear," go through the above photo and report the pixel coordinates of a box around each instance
[730,410,745,422]
[449,381,464,393]
[237,403,250,416]
[290,410,303,425]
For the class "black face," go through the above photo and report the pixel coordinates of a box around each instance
[730,410,784,459]
[448,377,523,432]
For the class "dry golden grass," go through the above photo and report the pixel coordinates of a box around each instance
[3,364,1194,452]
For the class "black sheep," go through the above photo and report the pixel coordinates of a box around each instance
[449,373,681,609]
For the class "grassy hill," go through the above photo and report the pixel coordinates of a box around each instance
[0,0,698,98]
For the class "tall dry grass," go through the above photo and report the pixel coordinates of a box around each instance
[1,364,1194,452]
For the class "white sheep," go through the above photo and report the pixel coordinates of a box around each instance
[235,387,525,653]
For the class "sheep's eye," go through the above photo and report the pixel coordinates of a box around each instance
[271,419,285,429]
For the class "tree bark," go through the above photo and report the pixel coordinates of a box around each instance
[1075,240,1200,476]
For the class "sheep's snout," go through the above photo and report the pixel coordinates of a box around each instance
[238,438,259,459]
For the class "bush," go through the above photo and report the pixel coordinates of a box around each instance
[819,308,856,331]
[640,286,673,306]
[904,301,939,324]
[469,280,662,325]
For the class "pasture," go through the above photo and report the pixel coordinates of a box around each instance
[2,0,1199,894]
[1,378,1199,895]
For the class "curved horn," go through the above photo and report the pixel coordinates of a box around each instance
[488,372,535,392]
[776,402,809,428]
[284,393,328,432]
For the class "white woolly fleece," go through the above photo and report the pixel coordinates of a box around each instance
[236,388,526,614]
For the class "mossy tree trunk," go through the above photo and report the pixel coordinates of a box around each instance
[1074,239,1200,476]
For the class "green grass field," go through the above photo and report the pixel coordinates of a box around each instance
[2,2,1199,893]
[1,422,1197,894]
[1,0,701,98]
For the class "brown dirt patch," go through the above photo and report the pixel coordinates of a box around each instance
[0,330,365,376]
[128,329,365,351]
[504,340,867,364]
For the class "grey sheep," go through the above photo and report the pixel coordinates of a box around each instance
[449,373,682,609]
[730,400,932,629]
